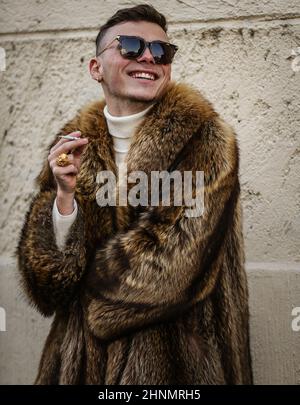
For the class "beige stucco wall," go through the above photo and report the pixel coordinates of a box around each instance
[0,0,299,384]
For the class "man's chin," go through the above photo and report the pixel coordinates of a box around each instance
[127,95,155,103]
[125,87,165,103]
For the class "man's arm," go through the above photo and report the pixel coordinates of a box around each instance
[16,116,94,316]
[84,119,241,341]
[17,189,88,316]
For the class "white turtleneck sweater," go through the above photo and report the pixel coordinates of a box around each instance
[52,104,153,250]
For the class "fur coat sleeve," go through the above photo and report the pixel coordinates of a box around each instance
[16,112,102,316]
[84,116,240,342]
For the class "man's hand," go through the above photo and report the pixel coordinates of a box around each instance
[47,131,89,214]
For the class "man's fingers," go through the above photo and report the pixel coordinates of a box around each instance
[53,164,79,177]
[72,143,88,157]
[50,131,81,153]
[61,152,84,171]
[49,137,88,161]
[50,131,82,154]
[56,138,88,156]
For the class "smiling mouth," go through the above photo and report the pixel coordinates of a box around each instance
[128,71,158,81]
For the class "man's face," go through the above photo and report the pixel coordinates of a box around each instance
[91,21,172,112]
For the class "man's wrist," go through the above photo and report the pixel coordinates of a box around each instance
[56,189,75,215]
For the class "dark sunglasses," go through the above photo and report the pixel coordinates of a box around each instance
[97,35,178,65]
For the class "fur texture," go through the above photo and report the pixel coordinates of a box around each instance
[16,82,253,384]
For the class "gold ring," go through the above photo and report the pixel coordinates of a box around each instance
[56,153,70,167]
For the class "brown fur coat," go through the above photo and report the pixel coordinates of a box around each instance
[16,82,253,384]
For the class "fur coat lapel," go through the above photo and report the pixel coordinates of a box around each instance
[75,81,218,232]
[82,81,216,173]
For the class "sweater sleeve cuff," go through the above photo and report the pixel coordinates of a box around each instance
[52,197,78,250]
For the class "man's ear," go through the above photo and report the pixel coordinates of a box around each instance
[89,57,103,82]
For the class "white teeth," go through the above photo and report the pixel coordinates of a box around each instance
[131,72,155,80]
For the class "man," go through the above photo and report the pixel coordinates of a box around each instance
[16,4,253,384]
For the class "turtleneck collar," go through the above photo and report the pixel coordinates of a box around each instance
[103,104,154,169]
[103,104,154,144]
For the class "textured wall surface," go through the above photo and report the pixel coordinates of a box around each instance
[0,0,299,384]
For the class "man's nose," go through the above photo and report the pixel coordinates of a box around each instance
[136,46,155,64]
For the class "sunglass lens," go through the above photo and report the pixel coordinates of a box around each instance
[150,42,166,64]
[119,37,143,59]
[151,42,176,64]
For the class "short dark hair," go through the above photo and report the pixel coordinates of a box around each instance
[95,4,168,56]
